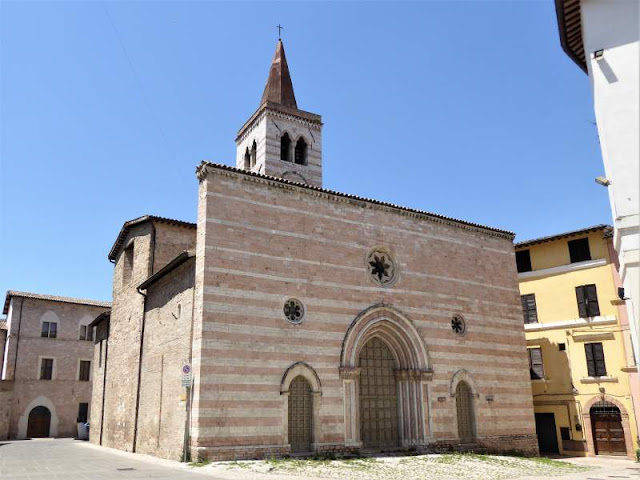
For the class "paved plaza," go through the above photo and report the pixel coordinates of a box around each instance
[2,439,640,480]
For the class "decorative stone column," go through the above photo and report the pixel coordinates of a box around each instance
[396,369,433,446]
[339,367,361,447]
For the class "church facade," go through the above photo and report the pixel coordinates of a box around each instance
[90,40,538,461]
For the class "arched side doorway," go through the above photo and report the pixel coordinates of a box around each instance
[340,305,433,448]
[583,395,634,459]
[455,382,476,443]
[27,406,51,438]
[359,337,399,449]
[288,376,313,453]
[280,362,322,454]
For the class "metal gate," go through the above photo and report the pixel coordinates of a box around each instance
[456,382,476,443]
[591,402,626,455]
[359,337,399,449]
[288,376,312,453]
[27,406,51,438]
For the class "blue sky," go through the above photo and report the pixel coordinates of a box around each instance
[1,1,610,302]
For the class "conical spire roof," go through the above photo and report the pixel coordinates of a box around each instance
[260,40,297,109]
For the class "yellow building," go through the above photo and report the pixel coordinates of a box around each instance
[517,225,638,459]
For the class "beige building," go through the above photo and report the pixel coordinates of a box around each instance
[91,40,539,461]
[0,291,110,440]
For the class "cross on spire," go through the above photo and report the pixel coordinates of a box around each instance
[277,24,283,40]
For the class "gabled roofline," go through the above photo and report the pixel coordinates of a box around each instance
[3,291,111,315]
[108,215,196,262]
[195,161,515,239]
[554,0,588,74]
[138,250,195,290]
[515,224,611,249]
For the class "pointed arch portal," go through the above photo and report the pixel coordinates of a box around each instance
[340,304,432,448]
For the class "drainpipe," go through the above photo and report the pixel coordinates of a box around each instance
[183,282,197,462]
[12,298,24,381]
[132,286,147,453]
[99,319,110,446]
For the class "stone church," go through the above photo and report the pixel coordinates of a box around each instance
[90,40,538,461]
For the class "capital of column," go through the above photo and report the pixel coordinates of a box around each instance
[339,367,361,380]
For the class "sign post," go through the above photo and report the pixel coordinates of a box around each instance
[182,363,193,462]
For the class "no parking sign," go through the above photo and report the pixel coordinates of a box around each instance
[182,363,192,387]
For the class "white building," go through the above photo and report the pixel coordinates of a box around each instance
[555,0,639,369]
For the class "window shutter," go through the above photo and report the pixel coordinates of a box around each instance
[586,285,600,317]
[576,286,588,318]
[529,348,544,379]
[593,342,607,376]
[50,322,57,338]
[585,344,596,377]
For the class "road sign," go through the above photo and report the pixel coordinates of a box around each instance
[182,363,192,387]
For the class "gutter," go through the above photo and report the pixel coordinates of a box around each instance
[99,319,110,445]
[132,285,147,453]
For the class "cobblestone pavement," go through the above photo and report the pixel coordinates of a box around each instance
[1,439,640,480]
[0,438,223,480]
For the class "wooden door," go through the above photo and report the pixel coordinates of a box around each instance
[534,413,559,454]
[288,376,312,453]
[456,382,476,443]
[359,337,398,449]
[27,406,51,438]
[592,412,626,455]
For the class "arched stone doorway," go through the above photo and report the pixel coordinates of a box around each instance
[340,305,432,449]
[359,337,399,449]
[280,362,322,454]
[288,376,313,453]
[455,381,476,443]
[583,395,634,459]
[27,406,51,438]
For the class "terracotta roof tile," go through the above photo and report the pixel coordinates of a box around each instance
[3,291,111,315]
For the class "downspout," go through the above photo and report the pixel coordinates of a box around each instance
[99,319,110,446]
[132,286,147,453]
[183,276,197,462]
[12,298,24,380]
[132,224,155,453]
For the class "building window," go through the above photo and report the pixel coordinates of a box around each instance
[576,284,600,318]
[516,249,532,273]
[528,348,544,380]
[40,358,54,380]
[280,133,291,161]
[560,427,571,440]
[294,138,307,165]
[244,147,251,170]
[559,343,566,351]
[79,325,93,341]
[41,321,57,338]
[77,403,88,423]
[521,294,538,324]
[79,360,91,382]
[585,342,607,377]
[250,140,257,168]
[123,243,134,285]
[568,238,591,263]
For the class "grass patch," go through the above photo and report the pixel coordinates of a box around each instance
[188,459,211,468]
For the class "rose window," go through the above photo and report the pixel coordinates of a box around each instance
[451,314,466,336]
[366,249,396,286]
[284,299,305,324]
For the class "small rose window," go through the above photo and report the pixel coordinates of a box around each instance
[284,299,305,324]
[366,248,397,286]
[451,314,466,336]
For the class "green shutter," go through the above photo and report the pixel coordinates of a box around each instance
[585,344,596,377]
[585,285,600,317]
[593,342,607,376]
[576,286,588,318]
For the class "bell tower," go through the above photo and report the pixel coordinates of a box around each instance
[236,40,323,187]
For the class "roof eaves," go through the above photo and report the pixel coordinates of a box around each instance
[138,250,196,290]
[196,161,514,239]
[88,310,111,328]
[108,215,196,262]
[554,0,588,74]
[515,224,611,248]
[3,290,111,315]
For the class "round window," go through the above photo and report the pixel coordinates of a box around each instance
[283,299,305,324]
[451,314,466,336]
[366,248,397,286]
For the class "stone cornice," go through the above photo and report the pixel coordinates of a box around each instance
[236,102,322,143]
[195,161,515,240]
